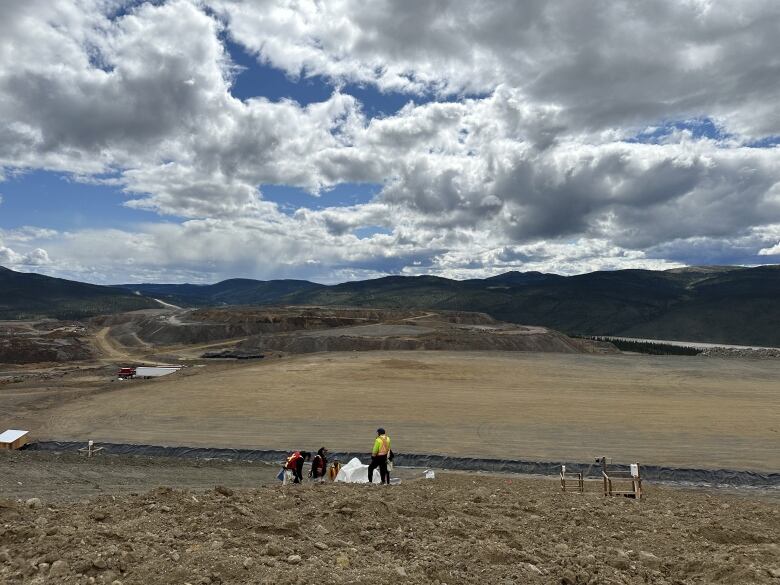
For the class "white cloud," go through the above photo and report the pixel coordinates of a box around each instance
[759,243,780,256]
[0,242,51,269]
[0,0,778,282]
[0,227,59,242]
[213,0,780,138]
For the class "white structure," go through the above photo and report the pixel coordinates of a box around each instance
[334,457,382,484]
[0,429,29,450]
[135,366,182,378]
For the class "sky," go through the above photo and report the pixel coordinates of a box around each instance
[1,0,779,284]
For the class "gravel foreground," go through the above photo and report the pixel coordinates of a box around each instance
[1,471,779,585]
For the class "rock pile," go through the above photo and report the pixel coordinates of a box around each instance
[0,333,94,364]
[701,347,780,359]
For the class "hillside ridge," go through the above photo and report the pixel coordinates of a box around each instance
[3,264,780,345]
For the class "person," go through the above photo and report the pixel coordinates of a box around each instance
[368,428,391,484]
[328,459,342,481]
[283,450,310,485]
[309,447,329,483]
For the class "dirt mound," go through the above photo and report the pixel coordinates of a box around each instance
[237,326,595,354]
[91,306,604,357]
[98,307,431,347]
[0,322,94,364]
[190,306,433,325]
[0,461,777,585]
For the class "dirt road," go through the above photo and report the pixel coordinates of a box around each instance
[93,326,183,365]
[151,298,183,310]
[93,327,136,361]
[32,351,780,471]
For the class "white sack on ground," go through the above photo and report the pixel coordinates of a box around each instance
[335,457,381,484]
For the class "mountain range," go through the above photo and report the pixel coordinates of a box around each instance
[2,264,779,346]
[0,265,158,320]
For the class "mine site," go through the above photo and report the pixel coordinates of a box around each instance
[3,306,780,472]
[3,1,780,584]
[2,300,779,584]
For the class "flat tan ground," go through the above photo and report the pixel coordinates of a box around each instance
[27,351,780,472]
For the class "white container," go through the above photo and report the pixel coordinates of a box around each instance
[135,366,181,378]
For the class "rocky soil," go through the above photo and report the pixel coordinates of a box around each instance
[86,307,614,358]
[94,307,428,347]
[236,325,600,355]
[0,453,777,585]
[700,347,780,359]
[0,323,94,364]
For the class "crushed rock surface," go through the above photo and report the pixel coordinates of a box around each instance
[1,471,778,584]
[701,347,780,359]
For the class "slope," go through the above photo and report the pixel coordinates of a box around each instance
[282,266,780,345]
[0,266,158,320]
[9,264,780,345]
[118,278,325,307]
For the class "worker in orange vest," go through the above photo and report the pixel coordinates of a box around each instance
[368,428,391,484]
[328,459,341,481]
[283,450,310,485]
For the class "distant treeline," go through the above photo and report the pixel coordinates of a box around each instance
[0,297,156,321]
[582,336,702,356]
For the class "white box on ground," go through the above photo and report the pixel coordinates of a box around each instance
[135,366,182,378]
[0,429,30,449]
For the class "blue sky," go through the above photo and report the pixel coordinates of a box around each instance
[627,118,731,144]
[227,40,416,117]
[0,171,157,231]
[1,1,779,284]
[262,183,382,214]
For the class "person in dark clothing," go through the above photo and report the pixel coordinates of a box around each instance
[284,450,310,484]
[309,447,329,483]
[368,428,391,484]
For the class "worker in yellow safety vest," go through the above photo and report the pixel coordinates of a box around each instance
[368,428,391,484]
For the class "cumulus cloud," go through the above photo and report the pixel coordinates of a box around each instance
[214,0,780,138]
[32,214,422,283]
[0,241,51,269]
[0,0,778,282]
[758,243,780,256]
[1,227,53,269]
